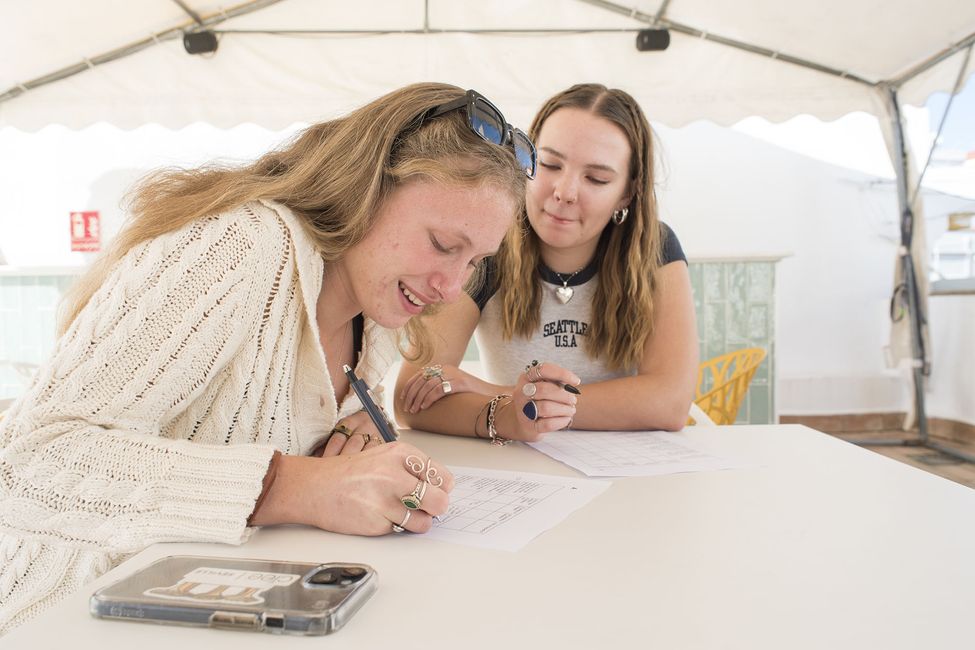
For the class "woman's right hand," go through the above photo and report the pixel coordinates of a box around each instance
[250,441,454,536]
[498,361,580,442]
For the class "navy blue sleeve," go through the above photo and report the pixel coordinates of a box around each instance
[660,222,687,265]
[466,256,500,312]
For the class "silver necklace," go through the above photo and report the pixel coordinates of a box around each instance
[553,268,584,304]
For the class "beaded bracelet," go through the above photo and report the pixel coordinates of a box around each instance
[486,394,512,446]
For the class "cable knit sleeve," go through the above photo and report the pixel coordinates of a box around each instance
[0,205,293,553]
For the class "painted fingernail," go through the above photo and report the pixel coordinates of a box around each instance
[563,384,581,395]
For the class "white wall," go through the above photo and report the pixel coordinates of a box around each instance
[1,121,970,418]
[654,121,969,416]
[0,123,302,266]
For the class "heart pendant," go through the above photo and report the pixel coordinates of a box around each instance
[555,286,574,304]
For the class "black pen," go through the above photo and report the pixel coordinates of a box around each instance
[343,364,398,443]
[561,383,582,395]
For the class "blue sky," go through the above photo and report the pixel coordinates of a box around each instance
[925,76,975,153]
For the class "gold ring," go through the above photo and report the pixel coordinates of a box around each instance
[405,455,425,475]
[424,458,444,488]
[401,480,427,510]
[331,423,352,439]
[359,433,372,444]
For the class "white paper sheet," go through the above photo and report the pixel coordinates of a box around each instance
[424,466,610,552]
[529,429,749,477]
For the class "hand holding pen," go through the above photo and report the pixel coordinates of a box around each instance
[504,360,581,443]
[344,364,398,443]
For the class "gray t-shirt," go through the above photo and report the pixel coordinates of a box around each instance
[470,222,686,385]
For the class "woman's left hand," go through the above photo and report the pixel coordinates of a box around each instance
[502,361,580,442]
[400,363,467,414]
[320,410,386,457]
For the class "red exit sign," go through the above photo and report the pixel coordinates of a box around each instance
[70,211,101,252]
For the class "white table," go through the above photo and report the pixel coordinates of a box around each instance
[5,425,974,649]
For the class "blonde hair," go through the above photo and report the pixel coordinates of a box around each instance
[59,83,526,362]
[496,84,662,371]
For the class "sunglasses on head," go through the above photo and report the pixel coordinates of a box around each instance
[423,90,537,179]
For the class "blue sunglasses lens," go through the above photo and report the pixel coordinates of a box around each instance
[471,97,505,145]
[512,130,537,179]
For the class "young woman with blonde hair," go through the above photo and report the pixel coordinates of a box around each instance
[0,83,534,634]
[397,84,697,442]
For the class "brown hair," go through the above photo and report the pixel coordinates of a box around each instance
[58,83,526,361]
[496,83,662,371]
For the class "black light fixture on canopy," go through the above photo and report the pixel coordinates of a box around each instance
[636,28,670,51]
[183,30,219,55]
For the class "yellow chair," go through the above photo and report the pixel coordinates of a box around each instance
[691,347,767,425]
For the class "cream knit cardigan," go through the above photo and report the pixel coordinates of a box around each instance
[0,200,400,634]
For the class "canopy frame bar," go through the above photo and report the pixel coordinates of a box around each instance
[892,30,975,86]
[576,0,876,86]
[4,2,973,108]
[171,0,205,27]
[910,44,974,205]
[0,0,284,104]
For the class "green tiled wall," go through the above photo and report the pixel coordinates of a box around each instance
[688,261,775,424]
[3,263,776,424]
[0,275,76,398]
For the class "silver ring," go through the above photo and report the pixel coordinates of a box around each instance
[422,364,444,380]
[392,509,411,533]
[441,379,452,394]
[522,382,537,397]
[524,360,544,382]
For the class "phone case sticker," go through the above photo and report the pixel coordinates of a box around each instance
[143,567,301,606]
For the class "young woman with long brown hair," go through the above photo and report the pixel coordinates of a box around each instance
[396,84,697,442]
[0,83,534,634]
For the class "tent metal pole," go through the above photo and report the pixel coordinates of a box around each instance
[0,0,285,105]
[850,88,975,465]
[171,0,205,27]
[909,45,974,205]
[653,0,673,25]
[885,87,930,445]
[575,0,876,86]
[891,30,975,87]
[845,87,930,453]
[1,0,890,106]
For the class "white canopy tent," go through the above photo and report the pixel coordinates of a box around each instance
[2,0,974,454]
[2,0,974,129]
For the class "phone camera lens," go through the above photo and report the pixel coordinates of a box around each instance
[341,567,367,579]
[308,570,339,585]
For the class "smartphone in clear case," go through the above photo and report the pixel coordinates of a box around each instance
[90,555,377,635]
